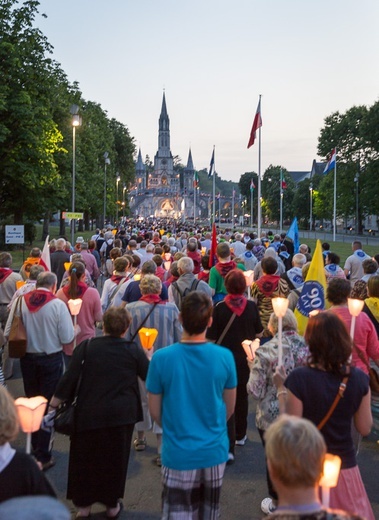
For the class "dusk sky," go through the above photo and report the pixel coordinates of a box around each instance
[36,0,379,183]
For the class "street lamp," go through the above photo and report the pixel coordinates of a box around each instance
[309,182,313,231]
[70,105,81,246]
[122,185,126,218]
[116,174,120,224]
[103,152,110,226]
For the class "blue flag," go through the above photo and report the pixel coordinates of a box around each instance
[208,149,215,178]
[287,217,299,254]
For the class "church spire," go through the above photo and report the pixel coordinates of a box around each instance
[158,91,170,154]
[186,148,194,171]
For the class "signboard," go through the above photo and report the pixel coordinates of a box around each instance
[5,225,25,244]
[62,212,84,220]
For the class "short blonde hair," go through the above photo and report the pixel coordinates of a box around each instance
[0,387,19,445]
[265,415,325,488]
[268,308,297,334]
[140,274,162,295]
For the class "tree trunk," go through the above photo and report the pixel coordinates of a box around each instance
[59,211,66,237]
[78,219,84,232]
[84,211,90,231]
[41,212,49,240]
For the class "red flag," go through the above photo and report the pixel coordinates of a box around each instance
[281,180,287,189]
[247,99,262,148]
[208,223,217,269]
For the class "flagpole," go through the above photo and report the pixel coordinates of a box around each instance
[257,94,262,238]
[280,168,283,233]
[194,184,196,225]
[232,190,235,228]
[333,147,337,242]
[250,187,253,228]
[218,194,221,221]
[212,146,216,225]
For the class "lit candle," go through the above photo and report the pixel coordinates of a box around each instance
[319,453,341,507]
[15,396,48,454]
[272,297,289,367]
[138,328,158,351]
[243,270,255,300]
[347,298,364,339]
[68,299,83,349]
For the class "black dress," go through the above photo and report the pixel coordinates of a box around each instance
[54,336,149,508]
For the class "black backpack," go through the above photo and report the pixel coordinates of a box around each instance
[172,279,200,307]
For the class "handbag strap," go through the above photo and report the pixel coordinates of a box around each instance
[216,312,237,345]
[130,303,158,342]
[317,374,349,431]
[351,340,370,371]
[72,339,90,406]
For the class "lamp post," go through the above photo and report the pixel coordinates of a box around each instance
[103,152,110,226]
[70,105,81,246]
[309,182,313,231]
[122,185,126,218]
[116,174,120,225]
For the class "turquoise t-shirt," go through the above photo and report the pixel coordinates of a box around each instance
[146,341,237,470]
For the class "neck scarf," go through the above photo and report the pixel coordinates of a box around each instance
[140,294,163,304]
[215,260,237,277]
[24,289,56,313]
[62,281,88,299]
[110,274,125,285]
[255,274,280,296]
[0,268,12,284]
[365,297,379,322]
[224,294,247,316]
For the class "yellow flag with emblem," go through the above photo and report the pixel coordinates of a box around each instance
[294,239,327,335]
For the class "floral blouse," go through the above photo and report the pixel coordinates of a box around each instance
[246,330,309,430]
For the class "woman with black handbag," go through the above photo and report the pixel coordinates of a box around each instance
[49,307,149,519]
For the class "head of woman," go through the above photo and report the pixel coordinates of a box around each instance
[140,274,162,296]
[268,309,298,336]
[224,269,246,296]
[326,278,350,305]
[304,312,352,373]
[68,262,86,299]
[367,275,379,298]
[103,307,132,337]
[110,248,122,261]
[0,387,19,446]
[362,258,378,275]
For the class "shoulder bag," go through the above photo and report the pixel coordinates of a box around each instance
[54,340,89,436]
[216,312,237,345]
[351,342,379,394]
[130,303,158,342]
[8,297,27,358]
[317,374,349,431]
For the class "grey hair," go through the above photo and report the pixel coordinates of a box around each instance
[268,309,298,334]
[36,271,57,289]
[140,274,162,295]
[292,253,307,267]
[178,256,194,274]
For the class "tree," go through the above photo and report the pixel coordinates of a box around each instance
[261,165,295,223]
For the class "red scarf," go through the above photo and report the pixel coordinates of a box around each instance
[0,268,12,283]
[139,294,163,304]
[62,281,89,299]
[24,289,56,313]
[255,275,280,297]
[215,260,237,278]
[198,271,209,284]
[110,275,125,285]
[224,294,248,316]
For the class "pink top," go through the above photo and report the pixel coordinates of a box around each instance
[56,287,103,356]
[329,306,379,374]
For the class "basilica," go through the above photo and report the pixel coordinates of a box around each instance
[129,93,210,219]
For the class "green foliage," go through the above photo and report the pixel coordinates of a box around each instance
[261,165,294,222]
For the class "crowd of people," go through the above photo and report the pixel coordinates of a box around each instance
[0,219,378,519]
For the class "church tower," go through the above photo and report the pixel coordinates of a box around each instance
[135,148,146,191]
[151,92,175,189]
[183,148,195,192]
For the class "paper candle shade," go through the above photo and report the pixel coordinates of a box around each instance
[68,298,83,316]
[64,262,72,272]
[164,261,171,272]
[347,298,364,317]
[241,339,260,361]
[138,328,158,350]
[134,274,141,281]
[319,453,342,488]
[272,297,289,318]
[243,270,255,287]
[15,396,48,433]
[201,247,207,256]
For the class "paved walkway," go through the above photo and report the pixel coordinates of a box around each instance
[8,361,379,519]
